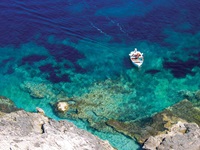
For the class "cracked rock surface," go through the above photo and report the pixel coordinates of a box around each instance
[0,110,115,150]
[143,122,200,150]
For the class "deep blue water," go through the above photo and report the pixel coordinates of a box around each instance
[0,0,200,149]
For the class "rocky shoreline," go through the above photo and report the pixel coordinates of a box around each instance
[1,91,200,150]
[143,121,200,150]
[0,96,115,150]
[106,98,200,150]
[0,110,115,150]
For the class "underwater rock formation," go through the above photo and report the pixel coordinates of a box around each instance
[0,109,115,150]
[179,90,200,107]
[195,90,200,100]
[163,57,199,78]
[52,78,137,131]
[0,96,19,113]
[20,81,55,99]
[143,122,200,150]
[56,101,69,112]
[106,99,200,144]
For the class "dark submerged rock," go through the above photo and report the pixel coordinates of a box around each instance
[163,58,199,78]
[0,96,19,113]
[145,69,161,75]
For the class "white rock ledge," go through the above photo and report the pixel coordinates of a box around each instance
[143,121,200,150]
[0,110,116,150]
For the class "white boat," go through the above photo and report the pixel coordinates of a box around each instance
[129,48,144,68]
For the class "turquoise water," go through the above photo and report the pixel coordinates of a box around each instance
[0,1,200,149]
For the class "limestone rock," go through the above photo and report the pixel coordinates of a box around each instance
[106,99,200,144]
[142,136,162,150]
[143,122,200,150]
[0,110,115,150]
[36,107,45,115]
[56,101,69,112]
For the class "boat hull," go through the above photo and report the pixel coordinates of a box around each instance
[130,56,144,68]
[129,48,144,68]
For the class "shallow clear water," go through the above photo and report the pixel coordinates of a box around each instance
[0,0,200,149]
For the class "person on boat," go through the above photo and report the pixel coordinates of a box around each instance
[129,48,143,59]
[133,52,141,59]
[137,53,141,58]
